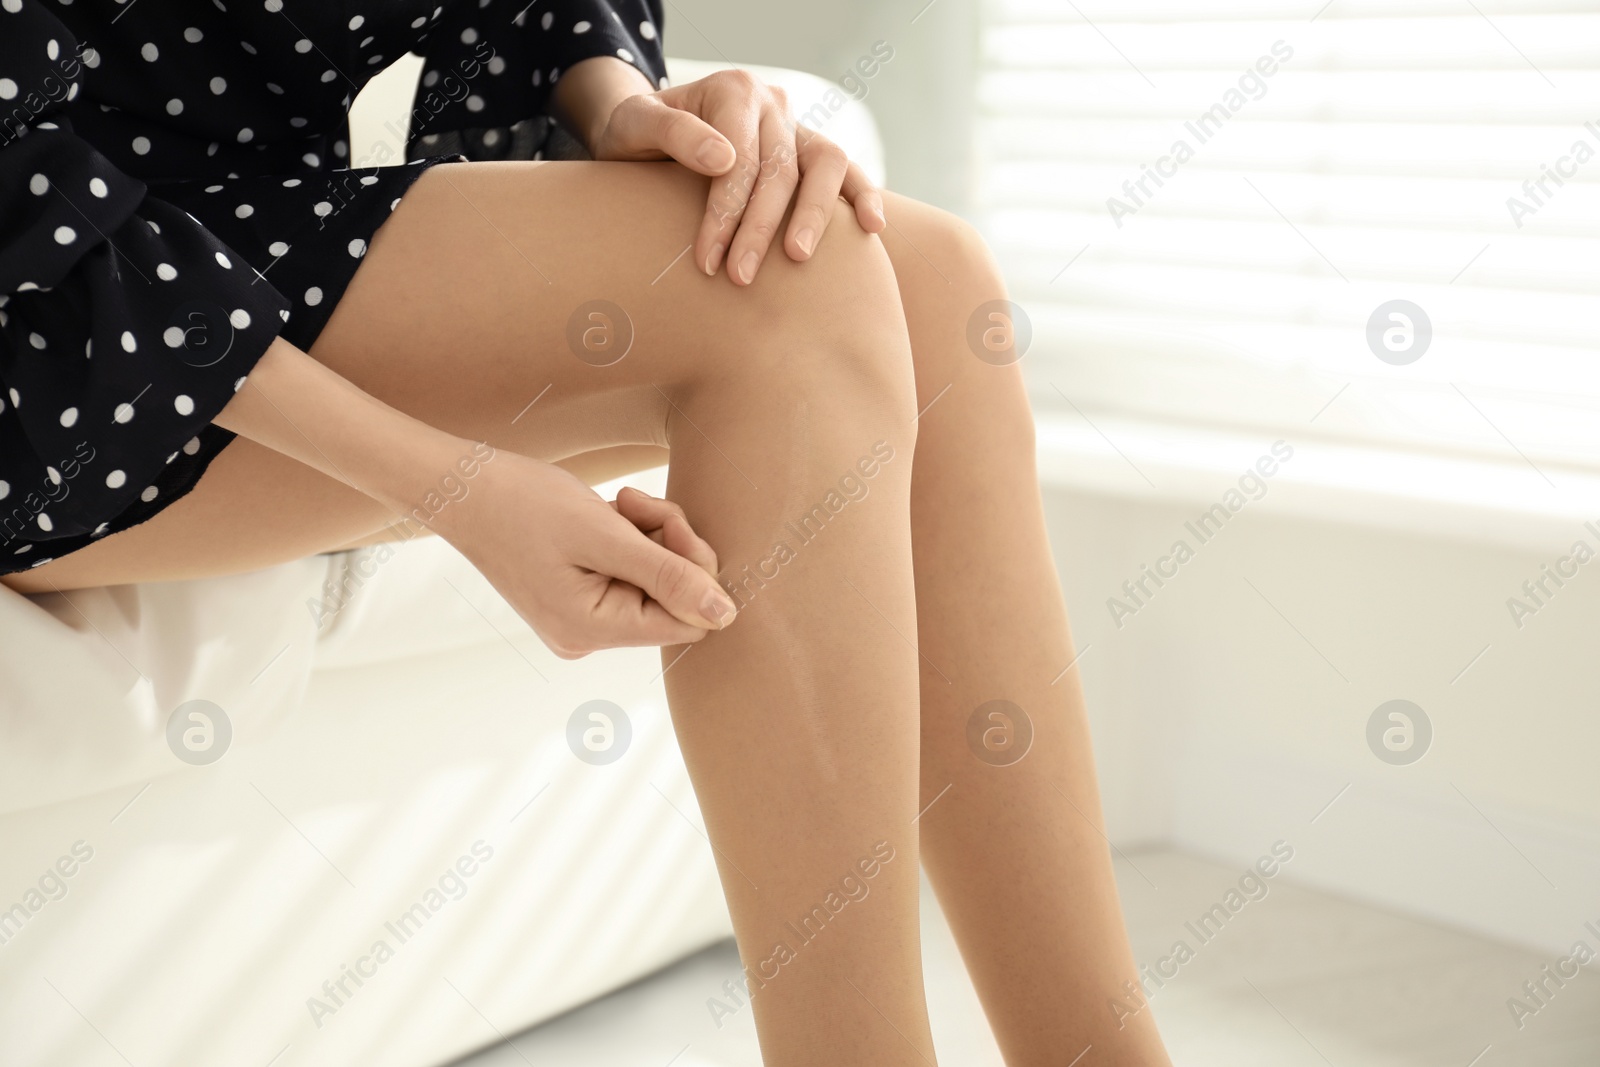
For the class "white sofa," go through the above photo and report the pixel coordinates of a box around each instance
[0,59,885,1067]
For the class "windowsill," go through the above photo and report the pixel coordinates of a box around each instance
[1034,410,1600,554]
[601,413,1594,555]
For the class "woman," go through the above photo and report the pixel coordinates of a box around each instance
[0,1,1171,1063]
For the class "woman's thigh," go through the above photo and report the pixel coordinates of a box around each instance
[3,159,893,593]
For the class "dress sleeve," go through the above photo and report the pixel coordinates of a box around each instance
[0,0,289,547]
[408,0,668,163]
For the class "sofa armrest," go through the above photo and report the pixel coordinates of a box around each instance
[349,55,887,186]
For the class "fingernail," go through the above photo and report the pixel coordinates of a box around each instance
[737,250,760,284]
[795,228,816,257]
[705,243,724,275]
[698,140,733,171]
[701,591,738,627]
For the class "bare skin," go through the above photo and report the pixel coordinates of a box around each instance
[5,160,1170,1065]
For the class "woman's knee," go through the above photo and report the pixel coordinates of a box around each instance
[873,193,1036,454]
[689,195,918,427]
[880,193,1000,292]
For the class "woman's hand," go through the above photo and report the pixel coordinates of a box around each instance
[431,455,738,658]
[217,338,736,661]
[570,60,886,285]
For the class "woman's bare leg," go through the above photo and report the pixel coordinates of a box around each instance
[368,194,1171,1067]
[874,193,1171,1064]
[315,195,1173,1065]
[314,195,1171,1064]
[327,202,1169,1064]
[7,161,935,1065]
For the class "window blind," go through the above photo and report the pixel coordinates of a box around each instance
[976,0,1600,479]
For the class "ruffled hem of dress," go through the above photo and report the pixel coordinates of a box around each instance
[0,153,468,578]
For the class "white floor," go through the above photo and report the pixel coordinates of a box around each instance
[451,848,1600,1067]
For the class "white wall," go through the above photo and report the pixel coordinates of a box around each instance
[1047,484,1600,955]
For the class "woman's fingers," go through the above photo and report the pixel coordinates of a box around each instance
[841,157,887,234]
[597,93,737,174]
[783,131,852,262]
[599,71,879,277]
[661,512,719,577]
[614,486,719,576]
[592,517,737,631]
[613,484,680,531]
[438,455,735,659]
[693,74,766,276]
[583,579,712,651]
[726,104,802,286]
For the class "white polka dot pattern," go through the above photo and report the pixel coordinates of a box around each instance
[0,0,666,571]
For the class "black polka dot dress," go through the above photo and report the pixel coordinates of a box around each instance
[0,0,666,575]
